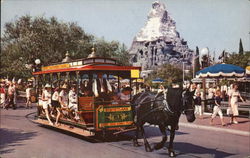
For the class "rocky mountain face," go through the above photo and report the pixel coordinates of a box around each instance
[129,1,194,72]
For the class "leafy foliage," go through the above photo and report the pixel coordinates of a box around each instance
[194,46,201,74]
[0,15,130,79]
[225,51,250,68]
[239,38,244,54]
[145,64,191,87]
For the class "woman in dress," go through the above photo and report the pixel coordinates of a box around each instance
[228,84,245,124]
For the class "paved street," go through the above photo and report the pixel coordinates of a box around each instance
[0,106,249,158]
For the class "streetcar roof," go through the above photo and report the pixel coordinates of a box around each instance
[33,64,141,75]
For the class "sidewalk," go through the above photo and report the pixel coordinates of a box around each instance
[179,114,250,136]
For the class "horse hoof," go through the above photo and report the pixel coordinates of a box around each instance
[145,146,153,152]
[133,143,140,147]
[169,151,176,157]
[145,148,153,152]
[154,144,163,150]
[133,140,140,147]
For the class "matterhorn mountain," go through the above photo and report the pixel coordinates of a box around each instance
[129,1,194,73]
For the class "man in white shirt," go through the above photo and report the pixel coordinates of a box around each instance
[59,85,68,108]
[92,73,112,98]
[68,86,80,121]
[118,87,132,104]
[68,86,78,110]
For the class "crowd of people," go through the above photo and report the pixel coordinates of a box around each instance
[0,79,33,110]
[191,83,246,126]
[38,75,134,126]
[1,76,247,128]
[154,82,246,126]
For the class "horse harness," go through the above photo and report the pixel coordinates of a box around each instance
[134,90,194,122]
[134,91,175,122]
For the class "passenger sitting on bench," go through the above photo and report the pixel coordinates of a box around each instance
[58,84,69,121]
[92,73,112,98]
[82,88,94,97]
[68,86,80,121]
[110,93,119,104]
[59,84,68,108]
[118,87,132,104]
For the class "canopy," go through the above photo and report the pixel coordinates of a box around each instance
[246,66,250,75]
[133,78,144,83]
[196,63,245,78]
[191,78,216,83]
[152,78,164,83]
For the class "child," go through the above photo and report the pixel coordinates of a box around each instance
[194,92,203,119]
[210,90,225,126]
[111,93,119,104]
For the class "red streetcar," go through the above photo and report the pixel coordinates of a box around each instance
[33,49,141,137]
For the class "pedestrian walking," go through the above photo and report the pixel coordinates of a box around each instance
[207,85,215,99]
[0,82,6,108]
[228,83,245,124]
[5,82,16,109]
[210,90,225,126]
[26,84,32,108]
[194,92,203,119]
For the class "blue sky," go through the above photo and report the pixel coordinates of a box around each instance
[1,0,250,59]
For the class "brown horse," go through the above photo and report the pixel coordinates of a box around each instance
[131,88,195,157]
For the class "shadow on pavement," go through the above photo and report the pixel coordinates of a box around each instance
[157,142,235,158]
[125,126,188,139]
[0,128,37,155]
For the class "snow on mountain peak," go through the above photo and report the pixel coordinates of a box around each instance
[135,1,178,42]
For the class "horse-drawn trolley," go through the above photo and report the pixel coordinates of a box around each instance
[33,50,141,137]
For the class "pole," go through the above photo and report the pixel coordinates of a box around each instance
[202,77,207,111]
[183,62,185,83]
[193,55,195,78]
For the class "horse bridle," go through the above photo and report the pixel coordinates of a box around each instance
[182,91,195,113]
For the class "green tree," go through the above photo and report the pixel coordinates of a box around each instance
[194,46,201,75]
[145,64,186,87]
[1,15,130,79]
[225,51,250,68]
[239,38,244,54]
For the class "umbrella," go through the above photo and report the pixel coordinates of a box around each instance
[152,78,164,83]
[196,63,245,78]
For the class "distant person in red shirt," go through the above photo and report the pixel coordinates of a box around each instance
[0,83,6,108]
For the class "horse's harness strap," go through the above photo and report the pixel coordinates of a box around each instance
[136,91,175,116]
[136,105,169,122]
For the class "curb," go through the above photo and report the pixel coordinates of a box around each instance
[179,122,250,137]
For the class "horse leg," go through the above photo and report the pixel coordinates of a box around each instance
[133,126,140,147]
[168,126,176,157]
[154,124,167,150]
[141,125,153,152]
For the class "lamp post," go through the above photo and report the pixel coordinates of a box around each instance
[34,59,41,72]
[182,61,187,83]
